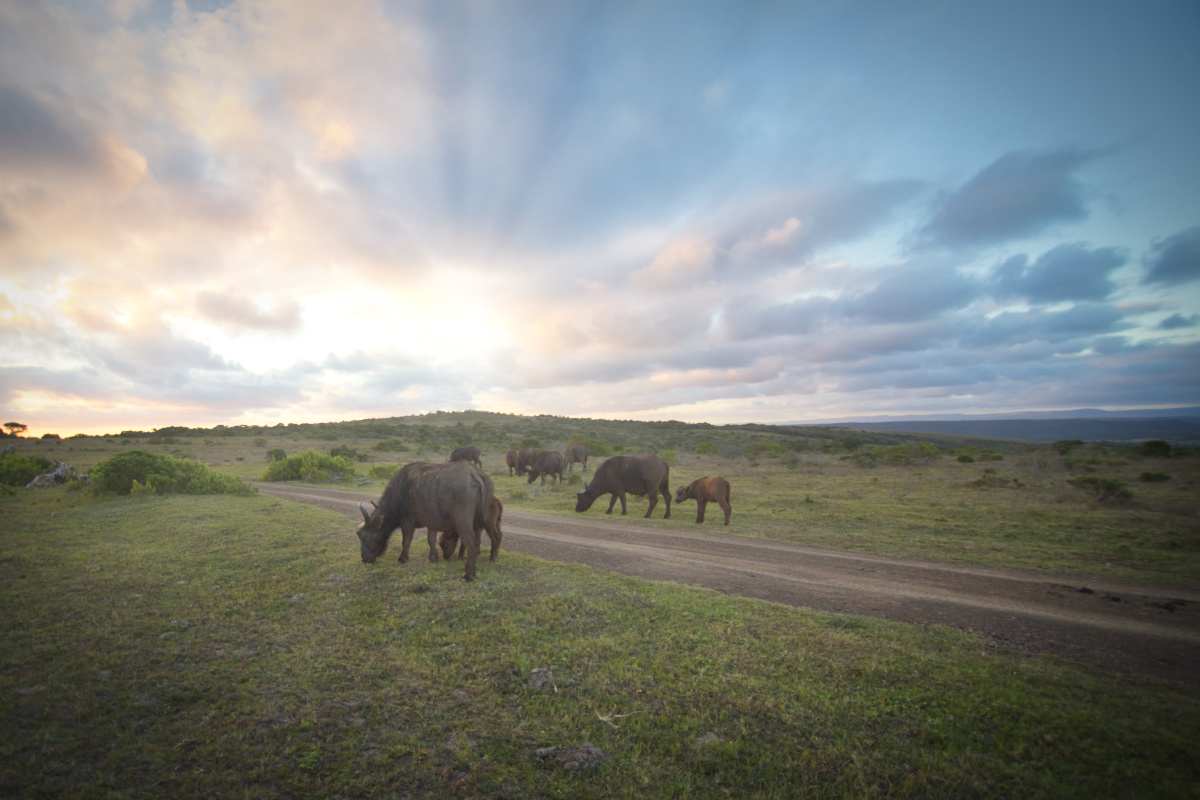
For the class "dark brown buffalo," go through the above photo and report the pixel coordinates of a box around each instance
[565,444,589,472]
[438,496,503,561]
[674,476,732,525]
[505,449,519,476]
[516,446,540,476]
[448,446,482,468]
[575,454,671,519]
[356,460,494,581]
[527,450,565,485]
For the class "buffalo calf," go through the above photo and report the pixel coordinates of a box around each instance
[674,476,732,525]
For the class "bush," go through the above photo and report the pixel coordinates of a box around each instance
[40,433,61,440]
[1066,476,1133,504]
[695,442,717,456]
[659,449,678,465]
[262,449,356,483]
[253,437,267,447]
[369,463,400,482]
[266,448,287,463]
[91,450,254,496]
[1138,471,1172,483]
[374,439,409,453]
[0,453,55,487]
[1051,439,1084,455]
[1138,440,1173,458]
[957,454,976,464]
[329,445,359,460]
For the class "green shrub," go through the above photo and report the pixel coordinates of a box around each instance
[0,453,55,487]
[1051,439,1084,455]
[374,439,409,453]
[40,433,61,440]
[695,442,717,456]
[266,448,287,463]
[253,437,267,447]
[1066,476,1133,504]
[978,451,1004,462]
[91,450,254,496]
[659,449,678,465]
[369,463,400,482]
[1138,471,1172,483]
[519,436,543,449]
[1138,440,1173,458]
[581,437,611,456]
[957,454,976,463]
[329,445,359,460]
[565,473,583,487]
[261,449,355,483]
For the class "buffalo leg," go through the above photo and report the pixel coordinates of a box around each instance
[720,497,732,525]
[662,488,671,519]
[606,493,620,514]
[426,527,440,562]
[696,498,707,524]
[644,490,657,518]
[452,510,480,581]
[398,522,415,564]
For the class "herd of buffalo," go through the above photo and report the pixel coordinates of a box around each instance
[355,445,733,580]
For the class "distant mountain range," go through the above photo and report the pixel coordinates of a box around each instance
[791,407,1200,444]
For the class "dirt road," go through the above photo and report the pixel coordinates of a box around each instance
[257,483,1200,685]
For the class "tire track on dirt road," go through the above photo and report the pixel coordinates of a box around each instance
[256,483,1200,684]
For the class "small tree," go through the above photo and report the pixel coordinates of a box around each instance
[3,422,28,437]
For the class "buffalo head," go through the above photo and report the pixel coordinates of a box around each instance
[574,483,596,513]
[356,502,389,563]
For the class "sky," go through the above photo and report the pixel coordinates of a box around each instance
[1,0,1199,437]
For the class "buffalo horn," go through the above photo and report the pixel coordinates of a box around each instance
[359,503,371,523]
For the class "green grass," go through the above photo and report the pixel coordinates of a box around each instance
[2,488,1199,798]
[14,432,1200,587]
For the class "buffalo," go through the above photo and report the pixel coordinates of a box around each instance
[516,446,540,477]
[674,476,732,525]
[448,446,482,468]
[565,444,589,472]
[575,454,671,519]
[527,450,566,485]
[357,460,495,581]
[438,496,504,561]
[505,449,519,477]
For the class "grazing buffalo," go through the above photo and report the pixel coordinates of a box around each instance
[448,446,482,468]
[527,450,566,485]
[575,454,671,519]
[674,476,732,525]
[438,496,504,562]
[516,446,540,476]
[565,444,589,472]
[505,449,519,477]
[357,460,495,581]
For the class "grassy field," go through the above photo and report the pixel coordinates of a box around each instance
[16,424,1200,587]
[2,487,1198,799]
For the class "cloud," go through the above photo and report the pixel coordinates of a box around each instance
[920,148,1100,247]
[0,83,100,171]
[196,290,302,333]
[1159,313,1199,330]
[1142,225,1200,287]
[841,262,979,323]
[992,242,1127,303]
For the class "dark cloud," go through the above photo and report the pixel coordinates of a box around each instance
[196,291,302,333]
[960,303,1129,351]
[1142,225,1200,287]
[0,83,99,170]
[920,148,1100,247]
[992,243,1126,303]
[841,263,978,323]
[1159,313,1199,330]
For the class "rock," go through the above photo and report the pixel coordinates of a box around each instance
[25,460,82,488]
